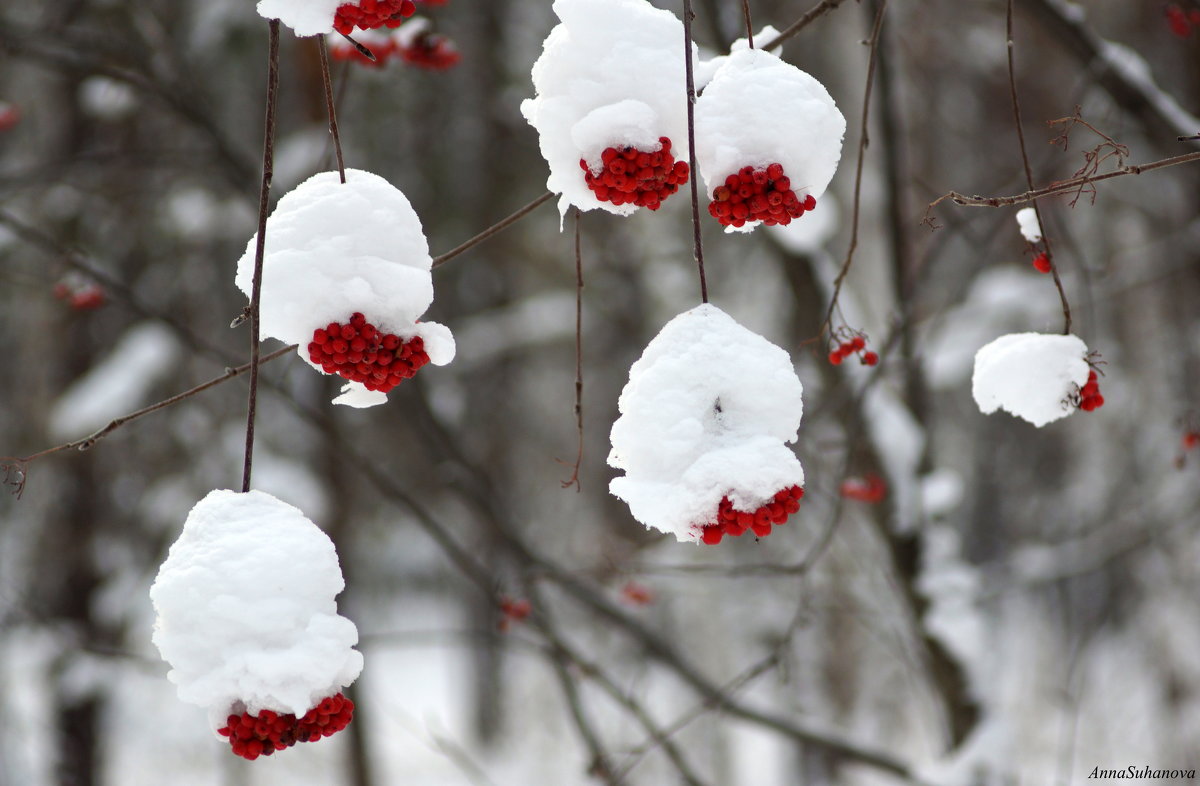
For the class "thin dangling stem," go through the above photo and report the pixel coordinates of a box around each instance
[562,208,585,491]
[681,0,708,304]
[318,35,347,183]
[741,0,755,47]
[242,18,281,493]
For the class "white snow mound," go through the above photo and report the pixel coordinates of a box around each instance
[695,48,845,232]
[971,333,1089,427]
[1015,207,1042,242]
[234,169,454,406]
[150,490,363,727]
[608,304,805,542]
[520,0,696,218]
[257,0,340,36]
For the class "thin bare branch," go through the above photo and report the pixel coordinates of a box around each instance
[560,208,585,491]
[681,0,708,303]
[432,191,556,268]
[760,0,851,52]
[317,35,347,183]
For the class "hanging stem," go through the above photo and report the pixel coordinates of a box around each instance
[1006,0,1071,335]
[562,208,584,492]
[681,0,708,304]
[318,35,347,183]
[741,0,755,47]
[242,19,281,494]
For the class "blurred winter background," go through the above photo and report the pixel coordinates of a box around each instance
[1,0,1199,784]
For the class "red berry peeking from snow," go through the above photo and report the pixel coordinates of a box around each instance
[308,313,431,394]
[698,485,803,545]
[707,163,815,229]
[333,0,416,35]
[1076,369,1105,412]
[580,138,688,210]
[218,693,355,760]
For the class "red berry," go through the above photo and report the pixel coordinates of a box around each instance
[849,336,866,351]
[1184,432,1200,450]
[1032,253,1052,274]
[828,351,843,365]
[861,351,879,366]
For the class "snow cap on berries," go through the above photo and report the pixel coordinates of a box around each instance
[150,490,363,728]
[972,332,1090,427]
[608,304,805,542]
[234,169,454,407]
[1015,207,1042,242]
[256,0,340,36]
[520,0,697,218]
[695,48,845,232]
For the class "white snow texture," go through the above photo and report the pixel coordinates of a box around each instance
[150,490,363,727]
[256,0,340,36]
[695,48,845,231]
[608,304,805,542]
[520,0,696,217]
[234,169,455,406]
[1015,207,1042,242]
[972,333,1090,427]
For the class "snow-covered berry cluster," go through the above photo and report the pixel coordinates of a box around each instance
[308,313,430,393]
[579,138,688,210]
[218,693,354,760]
[828,334,877,366]
[333,0,415,35]
[698,485,803,545]
[707,163,814,228]
[1076,368,1105,412]
[840,474,886,503]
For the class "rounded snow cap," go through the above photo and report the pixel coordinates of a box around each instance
[972,332,1090,427]
[234,168,455,407]
[257,0,340,36]
[520,0,697,219]
[608,304,805,542]
[695,48,846,231]
[150,490,364,729]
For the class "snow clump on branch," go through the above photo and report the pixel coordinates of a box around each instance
[521,0,697,218]
[608,304,805,543]
[234,169,454,408]
[972,332,1090,427]
[150,490,363,730]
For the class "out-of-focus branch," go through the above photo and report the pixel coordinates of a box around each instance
[760,0,851,51]
[432,191,555,268]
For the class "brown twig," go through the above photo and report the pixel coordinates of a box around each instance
[760,0,850,51]
[681,0,709,304]
[1046,107,1129,208]
[337,30,377,61]
[242,19,281,494]
[924,151,1200,214]
[818,0,889,337]
[741,0,755,47]
[1006,0,1071,335]
[13,345,297,468]
[432,191,555,268]
[560,208,585,491]
[317,35,347,183]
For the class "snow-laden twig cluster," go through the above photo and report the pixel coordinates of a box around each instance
[972,332,1090,427]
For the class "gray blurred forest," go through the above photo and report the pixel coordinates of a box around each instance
[2,0,1200,784]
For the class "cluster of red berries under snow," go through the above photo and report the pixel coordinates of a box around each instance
[329,18,460,69]
[608,304,805,544]
[234,169,454,408]
[219,693,354,760]
[150,491,363,735]
[972,333,1095,427]
[580,138,689,210]
[521,0,696,218]
[696,48,844,233]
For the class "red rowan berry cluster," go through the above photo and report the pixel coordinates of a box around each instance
[1166,4,1200,37]
[1077,368,1105,412]
[217,693,354,761]
[1031,252,1052,274]
[706,163,815,229]
[498,597,531,631]
[307,313,430,393]
[579,137,689,210]
[840,474,886,504]
[828,334,877,366]
[53,279,107,311]
[698,485,803,545]
[333,0,415,36]
[399,32,461,69]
